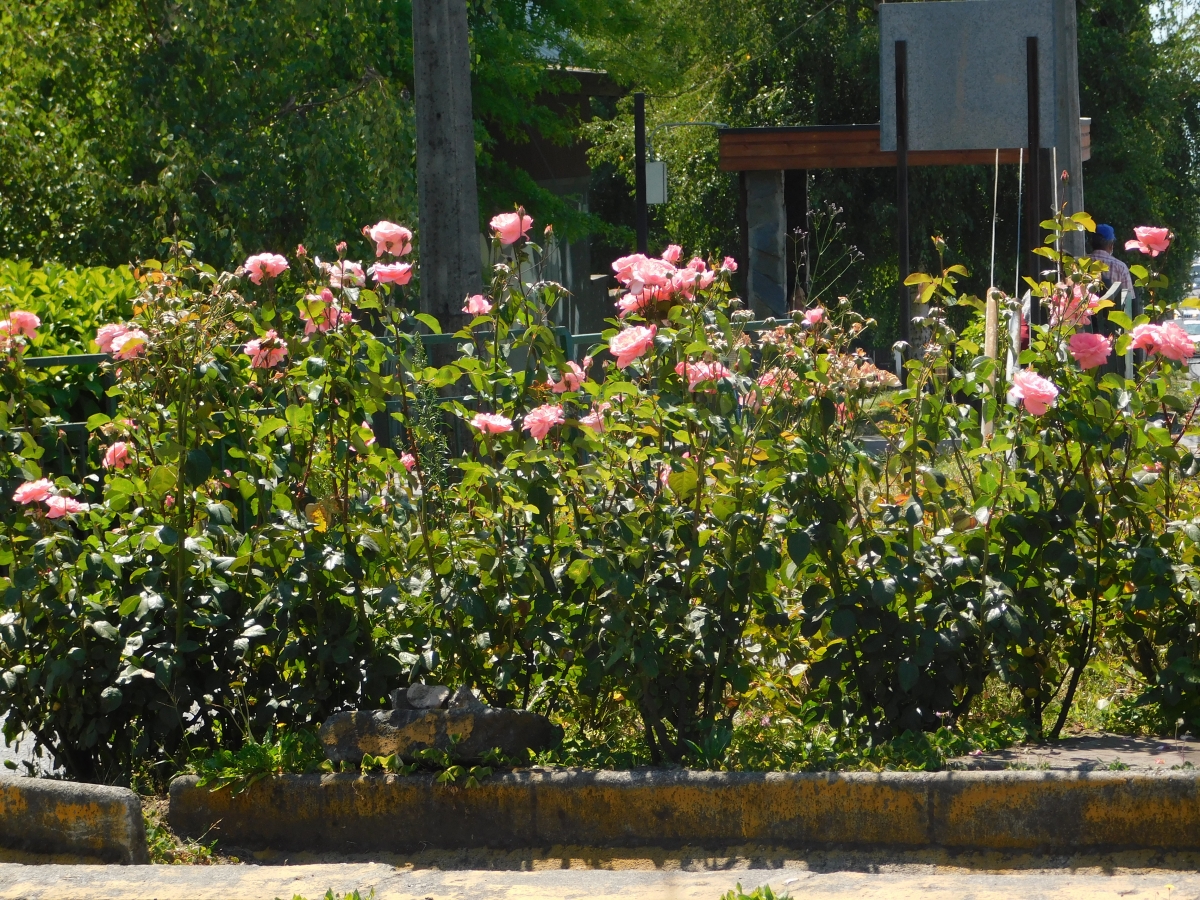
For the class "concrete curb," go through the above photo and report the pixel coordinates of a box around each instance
[170,768,1200,854]
[0,775,148,864]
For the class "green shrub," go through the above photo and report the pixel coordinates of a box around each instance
[0,259,138,420]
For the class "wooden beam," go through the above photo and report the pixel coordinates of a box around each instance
[719,127,1027,171]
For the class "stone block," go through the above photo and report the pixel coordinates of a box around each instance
[319,706,561,764]
[0,775,148,863]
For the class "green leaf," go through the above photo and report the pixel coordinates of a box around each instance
[206,502,233,526]
[429,365,461,389]
[91,621,120,642]
[1107,310,1134,331]
[184,448,212,486]
[566,558,591,584]
[148,465,176,498]
[255,417,287,440]
[667,469,698,498]
[86,413,112,430]
[100,686,123,713]
[415,313,442,334]
[356,289,381,311]
[830,608,858,639]
[786,530,811,564]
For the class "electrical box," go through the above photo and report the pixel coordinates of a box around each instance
[646,160,668,205]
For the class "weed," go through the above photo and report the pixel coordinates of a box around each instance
[720,883,791,900]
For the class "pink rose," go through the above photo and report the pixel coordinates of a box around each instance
[748,368,798,410]
[550,358,591,393]
[13,479,53,504]
[616,290,655,318]
[471,412,513,434]
[296,244,307,257]
[103,441,130,470]
[96,323,129,353]
[400,452,417,472]
[1128,323,1194,360]
[625,257,676,294]
[523,404,565,441]
[111,330,148,361]
[7,310,40,338]
[370,262,413,285]
[609,325,656,368]
[803,307,824,326]
[244,330,288,368]
[661,244,683,264]
[364,221,413,257]
[1156,322,1196,361]
[300,290,351,335]
[1050,284,1101,328]
[579,401,611,433]
[45,495,87,519]
[244,253,290,285]
[611,253,647,284]
[1068,332,1112,370]
[1125,226,1172,257]
[490,211,533,246]
[1129,323,1162,354]
[675,359,733,392]
[721,256,738,273]
[324,259,365,289]
[463,294,493,316]
[1008,369,1059,416]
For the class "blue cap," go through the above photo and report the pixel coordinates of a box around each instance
[1096,223,1115,242]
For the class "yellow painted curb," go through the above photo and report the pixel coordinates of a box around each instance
[169,769,1200,853]
[0,775,148,863]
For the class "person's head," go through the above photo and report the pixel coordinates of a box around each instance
[1095,223,1115,251]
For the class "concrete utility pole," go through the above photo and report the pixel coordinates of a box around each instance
[412,0,482,334]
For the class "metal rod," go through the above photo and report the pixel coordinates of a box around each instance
[634,92,648,255]
[1026,36,1042,325]
[896,40,910,346]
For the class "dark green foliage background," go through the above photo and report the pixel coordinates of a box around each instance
[0,0,1196,346]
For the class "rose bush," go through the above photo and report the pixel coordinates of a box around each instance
[4,206,1200,784]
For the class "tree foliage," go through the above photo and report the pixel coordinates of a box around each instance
[584,0,1200,345]
[0,0,636,268]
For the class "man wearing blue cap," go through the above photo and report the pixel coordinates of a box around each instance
[1090,224,1136,299]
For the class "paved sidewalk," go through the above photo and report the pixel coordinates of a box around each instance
[1,857,1198,900]
[947,734,1200,771]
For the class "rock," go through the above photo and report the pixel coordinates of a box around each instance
[449,685,485,710]
[320,705,561,764]
[406,683,451,709]
[389,688,413,711]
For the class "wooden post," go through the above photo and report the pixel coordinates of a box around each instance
[983,289,999,438]
[1025,36,1042,325]
[634,92,648,255]
[412,0,482,340]
[896,40,910,346]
